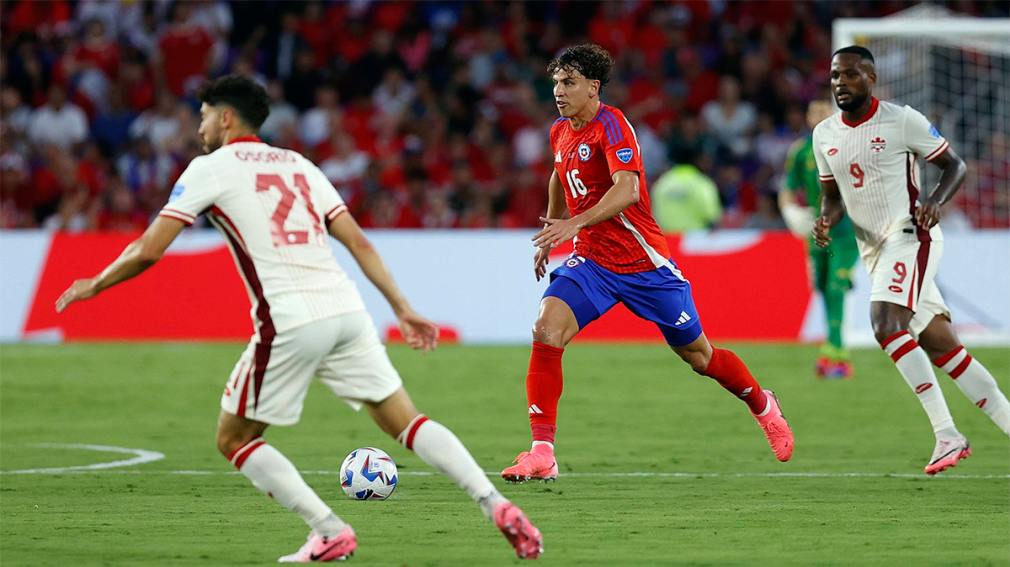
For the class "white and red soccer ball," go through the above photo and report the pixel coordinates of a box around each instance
[339,447,398,500]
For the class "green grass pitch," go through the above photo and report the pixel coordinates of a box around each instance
[2,342,1008,565]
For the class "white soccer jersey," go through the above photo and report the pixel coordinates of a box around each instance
[159,136,365,337]
[812,98,950,264]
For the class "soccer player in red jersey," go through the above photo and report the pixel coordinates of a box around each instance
[501,44,794,482]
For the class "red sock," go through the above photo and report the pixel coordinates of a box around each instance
[526,341,564,445]
[703,348,768,414]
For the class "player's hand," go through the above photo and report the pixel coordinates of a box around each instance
[55,278,99,313]
[534,245,552,281]
[533,217,583,249]
[812,217,832,248]
[396,309,439,352]
[915,200,942,229]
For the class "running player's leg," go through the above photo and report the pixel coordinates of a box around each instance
[218,321,354,561]
[503,258,616,481]
[810,245,835,377]
[670,332,793,462]
[873,302,959,436]
[918,313,1010,436]
[870,238,966,474]
[615,264,793,461]
[822,241,858,377]
[316,311,542,559]
[365,389,542,559]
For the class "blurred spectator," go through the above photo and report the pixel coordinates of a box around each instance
[116,137,173,195]
[284,49,325,112]
[157,2,215,96]
[300,85,340,148]
[1,86,33,138]
[91,89,136,155]
[129,92,182,152]
[650,161,722,232]
[373,68,416,119]
[744,194,788,230]
[42,186,93,232]
[320,134,370,196]
[260,81,298,144]
[666,113,717,168]
[1,1,1004,231]
[28,85,88,150]
[701,76,756,159]
[96,176,148,232]
[715,163,758,227]
[273,11,308,80]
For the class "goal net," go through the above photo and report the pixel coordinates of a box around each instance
[833,5,1010,229]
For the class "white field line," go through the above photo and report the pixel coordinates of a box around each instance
[1,444,1005,479]
[4,443,165,474]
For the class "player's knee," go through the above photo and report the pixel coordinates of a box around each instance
[216,430,255,459]
[871,320,906,345]
[676,348,710,374]
[531,320,567,347]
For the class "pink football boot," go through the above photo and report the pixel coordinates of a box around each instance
[278,526,357,563]
[493,502,543,559]
[924,436,971,476]
[753,390,794,462]
[501,445,558,483]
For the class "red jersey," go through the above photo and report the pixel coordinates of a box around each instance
[550,103,672,274]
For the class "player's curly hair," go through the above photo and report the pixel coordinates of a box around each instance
[197,75,270,130]
[548,44,614,89]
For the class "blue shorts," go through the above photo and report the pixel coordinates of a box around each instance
[544,256,703,347]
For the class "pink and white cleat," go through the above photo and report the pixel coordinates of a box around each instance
[753,390,794,462]
[501,445,558,483]
[278,526,357,563]
[493,502,543,559]
[924,436,971,476]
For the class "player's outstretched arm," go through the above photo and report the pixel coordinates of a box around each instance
[55,217,186,313]
[813,179,844,248]
[533,170,638,249]
[916,148,967,229]
[328,212,437,351]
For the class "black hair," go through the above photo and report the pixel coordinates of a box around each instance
[547,43,614,87]
[197,75,270,130]
[832,45,875,64]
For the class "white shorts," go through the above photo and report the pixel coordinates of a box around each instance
[221,311,402,425]
[868,232,950,336]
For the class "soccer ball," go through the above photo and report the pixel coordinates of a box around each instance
[339,447,398,500]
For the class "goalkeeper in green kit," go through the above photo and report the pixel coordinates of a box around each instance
[780,100,860,379]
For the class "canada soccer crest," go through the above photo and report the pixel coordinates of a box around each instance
[870,137,886,153]
[577,143,591,161]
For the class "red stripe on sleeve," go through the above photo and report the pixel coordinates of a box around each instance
[158,211,194,226]
[925,141,949,162]
[405,415,430,451]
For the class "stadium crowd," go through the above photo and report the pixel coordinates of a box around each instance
[2,0,1007,231]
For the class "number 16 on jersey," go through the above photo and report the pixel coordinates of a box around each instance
[566,169,588,198]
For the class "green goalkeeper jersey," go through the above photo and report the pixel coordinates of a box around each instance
[784,135,856,241]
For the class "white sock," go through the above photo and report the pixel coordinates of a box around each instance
[934,346,1010,436]
[397,415,506,518]
[531,440,554,451]
[881,331,958,438]
[230,438,346,537]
